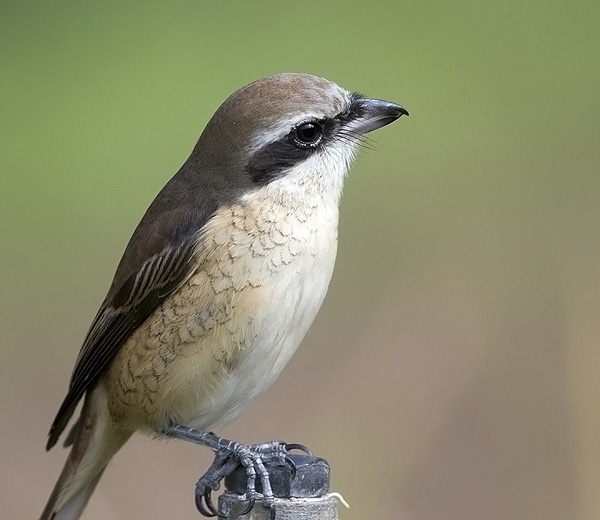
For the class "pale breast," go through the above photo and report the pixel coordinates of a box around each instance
[105,183,340,434]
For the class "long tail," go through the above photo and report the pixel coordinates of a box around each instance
[40,383,131,520]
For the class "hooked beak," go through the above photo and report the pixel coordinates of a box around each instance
[352,98,409,134]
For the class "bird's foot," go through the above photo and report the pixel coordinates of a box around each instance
[166,425,312,518]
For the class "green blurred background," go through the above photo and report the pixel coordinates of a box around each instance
[2,1,599,518]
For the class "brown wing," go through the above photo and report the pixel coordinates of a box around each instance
[46,237,200,450]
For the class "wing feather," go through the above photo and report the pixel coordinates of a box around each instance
[46,238,199,450]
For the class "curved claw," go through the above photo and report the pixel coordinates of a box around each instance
[240,495,256,516]
[204,488,219,517]
[285,443,314,457]
[284,455,297,479]
[194,492,206,516]
[196,487,218,517]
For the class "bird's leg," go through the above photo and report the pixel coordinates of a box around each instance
[165,425,308,518]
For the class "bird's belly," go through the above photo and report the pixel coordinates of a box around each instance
[105,200,338,434]
[183,265,333,431]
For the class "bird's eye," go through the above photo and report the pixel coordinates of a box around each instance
[294,122,323,146]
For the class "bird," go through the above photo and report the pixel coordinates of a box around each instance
[40,72,408,520]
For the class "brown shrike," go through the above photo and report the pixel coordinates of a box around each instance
[40,73,407,520]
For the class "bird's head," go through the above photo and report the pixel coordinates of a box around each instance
[191,73,407,198]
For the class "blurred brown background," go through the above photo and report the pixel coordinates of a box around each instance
[1,1,599,519]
